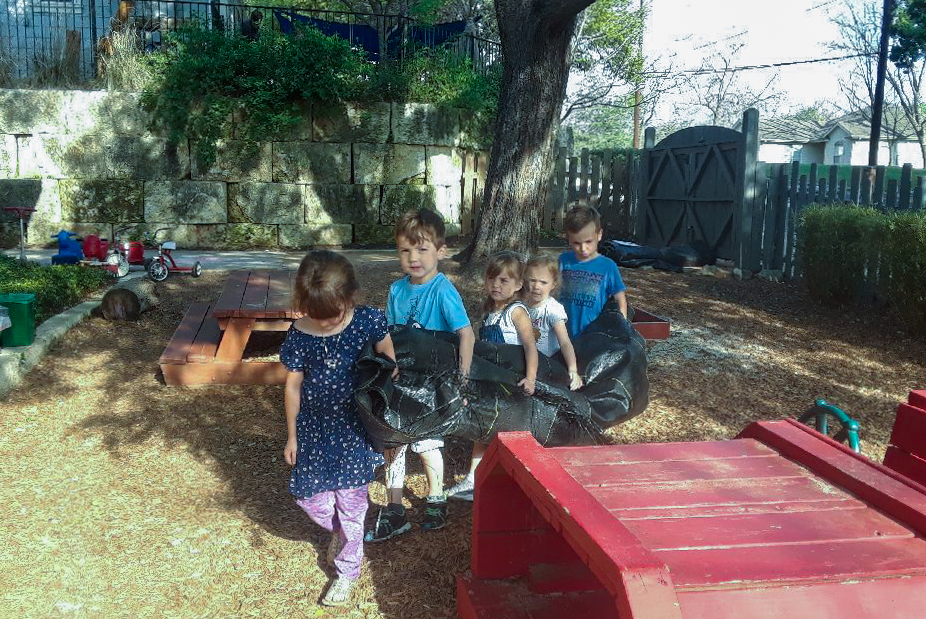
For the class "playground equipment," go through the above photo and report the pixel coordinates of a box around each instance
[51,231,83,265]
[3,206,36,263]
[147,228,202,281]
[459,391,926,619]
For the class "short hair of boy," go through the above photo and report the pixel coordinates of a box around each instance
[395,209,445,248]
[563,204,602,234]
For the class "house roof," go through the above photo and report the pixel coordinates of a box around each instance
[757,117,827,144]
[820,106,919,141]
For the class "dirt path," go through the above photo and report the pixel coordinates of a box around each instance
[2,259,923,618]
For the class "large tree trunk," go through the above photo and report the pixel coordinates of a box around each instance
[99,277,160,321]
[459,0,594,262]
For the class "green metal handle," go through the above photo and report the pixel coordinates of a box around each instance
[798,399,861,453]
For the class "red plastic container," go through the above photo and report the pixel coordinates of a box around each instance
[125,241,145,265]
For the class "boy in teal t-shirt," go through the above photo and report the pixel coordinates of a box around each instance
[558,205,627,338]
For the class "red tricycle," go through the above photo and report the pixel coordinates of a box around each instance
[147,228,203,281]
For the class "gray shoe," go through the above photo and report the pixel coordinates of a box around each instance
[364,504,411,542]
[446,478,475,501]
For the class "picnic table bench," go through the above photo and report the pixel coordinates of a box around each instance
[459,390,926,619]
[159,270,297,386]
[160,270,671,386]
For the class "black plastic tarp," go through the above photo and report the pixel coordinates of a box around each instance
[354,301,649,449]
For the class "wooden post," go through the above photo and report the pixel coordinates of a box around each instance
[860,170,872,205]
[807,164,818,205]
[553,147,567,230]
[915,176,926,211]
[850,166,862,203]
[772,164,789,270]
[590,153,601,202]
[739,108,760,272]
[580,148,590,202]
[874,165,886,208]
[828,165,838,202]
[783,161,800,278]
[900,163,912,210]
[567,156,578,204]
[613,154,626,237]
[601,149,613,212]
[886,179,898,210]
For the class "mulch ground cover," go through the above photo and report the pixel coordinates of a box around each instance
[2,254,924,618]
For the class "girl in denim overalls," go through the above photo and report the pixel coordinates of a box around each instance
[446,252,538,500]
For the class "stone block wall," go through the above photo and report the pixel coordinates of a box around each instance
[0,90,488,249]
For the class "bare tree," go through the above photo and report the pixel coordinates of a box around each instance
[830,0,926,164]
[675,40,785,127]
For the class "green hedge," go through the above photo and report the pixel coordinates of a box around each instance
[798,204,926,332]
[0,256,112,324]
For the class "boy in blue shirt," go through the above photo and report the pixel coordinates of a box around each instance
[559,205,628,338]
[365,209,475,541]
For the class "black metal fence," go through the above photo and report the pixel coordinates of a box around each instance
[0,0,501,85]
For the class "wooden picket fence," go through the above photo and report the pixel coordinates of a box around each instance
[752,161,926,277]
[459,148,641,237]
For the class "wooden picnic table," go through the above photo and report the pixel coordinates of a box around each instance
[210,270,299,364]
[159,270,298,386]
[461,405,926,618]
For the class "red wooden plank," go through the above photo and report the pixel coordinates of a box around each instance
[622,508,912,551]
[884,446,926,487]
[186,313,222,363]
[239,270,271,317]
[586,476,850,512]
[266,270,294,319]
[480,433,683,619]
[737,420,926,537]
[889,402,926,460]
[457,574,619,619]
[909,389,926,409]
[550,439,775,466]
[660,538,926,587]
[676,575,926,619]
[609,498,865,521]
[159,303,210,365]
[563,454,805,486]
[212,271,249,318]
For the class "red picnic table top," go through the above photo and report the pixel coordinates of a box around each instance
[461,403,926,619]
[211,270,298,320]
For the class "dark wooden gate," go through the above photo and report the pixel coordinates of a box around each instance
[636,109,759,269]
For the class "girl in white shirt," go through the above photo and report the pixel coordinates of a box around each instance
[448,252,538,501]
[523,256,583,391]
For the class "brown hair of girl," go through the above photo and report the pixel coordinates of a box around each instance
[524,255,559,291]
[482,251,526,314]
[292,250,359,319]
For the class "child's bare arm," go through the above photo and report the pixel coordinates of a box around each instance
[283,370,303,466]
[551,320,583,390]
[375,333,399,378]
[511,306,538,395]
[456,325,475,379]
[613,290,628,319]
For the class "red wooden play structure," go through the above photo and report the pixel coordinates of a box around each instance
[459,390,926,619]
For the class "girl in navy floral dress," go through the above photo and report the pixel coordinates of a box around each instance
[281,251,396,607]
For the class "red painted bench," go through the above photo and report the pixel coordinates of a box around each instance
[459,391,926,619]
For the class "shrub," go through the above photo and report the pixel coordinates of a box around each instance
[141,22,369,168]
[799,204,926,332]
[141,23,501,164]
[0,256,112,324]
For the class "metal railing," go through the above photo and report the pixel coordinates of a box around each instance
[0,0,501,85]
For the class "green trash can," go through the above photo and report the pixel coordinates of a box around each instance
[0,293,36,347]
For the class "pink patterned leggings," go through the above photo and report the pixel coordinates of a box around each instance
[295,485,369,580]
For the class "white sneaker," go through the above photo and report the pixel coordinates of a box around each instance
[446,477,475,501]
[321,576,355,606]
[326,533,344,566]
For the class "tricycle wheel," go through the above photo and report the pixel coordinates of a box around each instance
[192,261,203,278]
[143,257,152,271]
[148,259,169,282]
[106,252,130,278]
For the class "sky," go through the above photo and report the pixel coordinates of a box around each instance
[645,0,867,121]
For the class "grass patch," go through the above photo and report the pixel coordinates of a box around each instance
[0,255,112,324]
